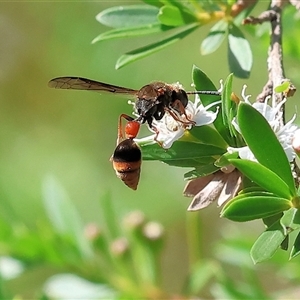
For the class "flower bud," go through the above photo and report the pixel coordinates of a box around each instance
[143,222,164,241]
[84,223,101,241]
[110,237,129,256]
[123,210,145,230]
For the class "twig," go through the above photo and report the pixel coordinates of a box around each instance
[244,1,288,122]
[243,10,277,24]
[256,4,285,105]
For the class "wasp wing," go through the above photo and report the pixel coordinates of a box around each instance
[48,77,138,94]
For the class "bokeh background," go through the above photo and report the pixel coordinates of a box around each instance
[1,1,300,298]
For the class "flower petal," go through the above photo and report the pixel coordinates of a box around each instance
[183,174,214,197]
[217,169,242,206]
[187,171,226,210]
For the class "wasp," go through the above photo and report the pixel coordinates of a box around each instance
[48,77,220,189]
[111,115,141,190]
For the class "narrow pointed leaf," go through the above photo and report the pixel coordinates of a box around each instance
[221,73,239,139]
[228,158,293,199]
[221,193,292,222]
[263,213,283,228]
[185,260,218,295]
[192,65,220,106]
[97,192,121,240]
[188,125,228,149]
[116,23,198,69]
[184,164,219,180]
[92,23,164,43]
[281,208,300,231]
[158,5,197,26]
[141,141,225,161]
[192,66,232,145]
[281,236,289,250]
[228,23,252,78]
[251,220,287,263]
[162,157,214,167]
[96,5,159,28]
[42,175,93,259]
[159,0,192,12]
[141,0,162,7]
[214,151,239,168]
[237,102,296,195]
[290,231,300,259]
[201,19,227,55]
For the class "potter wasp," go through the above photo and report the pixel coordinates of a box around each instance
[48,77,220,189]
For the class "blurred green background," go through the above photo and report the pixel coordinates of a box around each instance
[1,1,300,298]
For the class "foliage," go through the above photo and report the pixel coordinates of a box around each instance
[0,178,299,299]
[1,0,300,299]
[138,65,300,263]
[93,0,253,77]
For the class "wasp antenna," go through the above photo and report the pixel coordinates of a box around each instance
[188,90,221,95]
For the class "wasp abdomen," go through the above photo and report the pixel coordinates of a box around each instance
[112,139,141,190]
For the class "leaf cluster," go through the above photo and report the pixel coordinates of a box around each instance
[0,177,295,298]
[93,0,254,77]
[140,65,300,263]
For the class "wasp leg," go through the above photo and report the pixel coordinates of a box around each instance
[166,101,196,126]
[117,114,135,144]
[150,125,164,148]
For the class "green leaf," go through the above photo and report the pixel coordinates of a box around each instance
[184,260,218,295]
[228,23,252,78]
[116,23,198,69]
[214,151,239,168]
[201,19,227,55]
[192,65,219,106]
[42,175,93,259]
[184,164,219,180]
[229,159,293,199]
[263,213,290,250]
[162,157,214,167]
[281,208,300,231]
[158,5,185,26]
[141,0,162,7]
[92,23,165,43]
[290,231,300,259]
[274,81,290,93]
[188,125,228,149]
[237,102,297,195]
[221,193,292,222]
[159,0,192,12]
[158,5,197,26]
[263,213,283,228]
[251,220,287,263]
[192,66,233,145]
[239,186,266,195]
[96,5,159,28]
[141,141,225,161]
[98,192,121,240]
[281,236,289,251]
[221,73,239,139]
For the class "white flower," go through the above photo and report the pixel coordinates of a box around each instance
[135,94,221,149]
[228,85,298,162]
[292,129,300,154]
